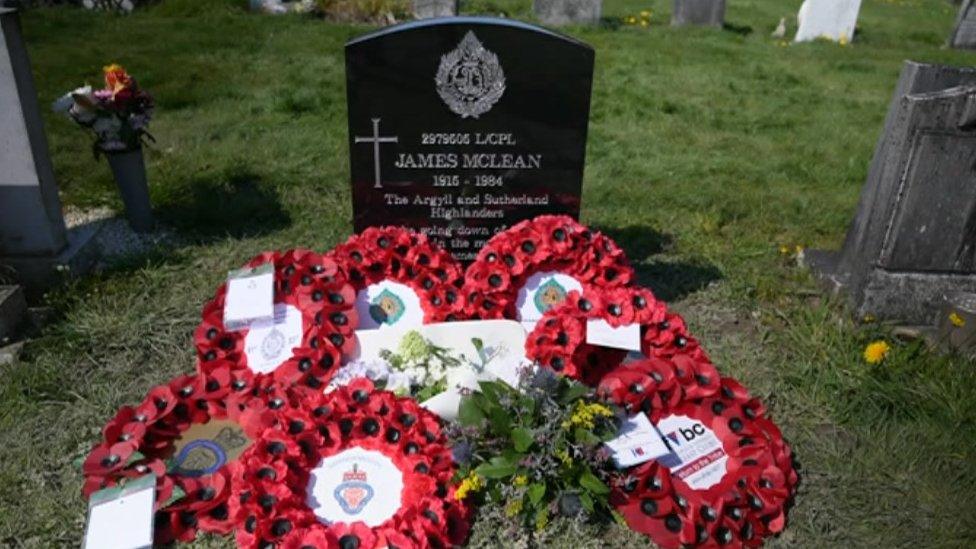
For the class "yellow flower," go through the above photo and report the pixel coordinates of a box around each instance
[513,475,528,487]
[795,244,804,255]
[562,401,614,430]
[863,314,876,323]
[626,16,637,24]
[640,20,649,27]
[505,498,524,517]
[839,35,849,47]
[863,341,890,364]
[778,245,790,255]
[640,10,650,17]
[949,312,966,328]
[454,472,484,500]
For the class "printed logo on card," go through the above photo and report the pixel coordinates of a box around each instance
[656,415,728,490]
[333,464,375,515]
[260,328,287,361]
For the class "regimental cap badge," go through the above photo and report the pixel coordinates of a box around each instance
[334,463,374,515]
[369,288,406,326]
[534,278,569,314]
[435,31,506,119]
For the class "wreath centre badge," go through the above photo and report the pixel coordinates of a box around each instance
[369,288,406,326]
[307,447,405,527]
[435,31,506,119]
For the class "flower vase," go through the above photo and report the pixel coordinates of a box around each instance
[105,146,154,233]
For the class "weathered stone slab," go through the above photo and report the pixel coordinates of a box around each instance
[671,0,725,28]
[533,0,601,26]
[0,285,26,343]
[807,61,976,324]
[0,8,66,258]
[794,0,861,43]
[0,8,99,295]
[412,0,457,19]
[950,0,976,49]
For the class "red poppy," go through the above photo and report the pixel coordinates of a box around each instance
[462,215,634,322]
[81,367,302,544]
[231,380,470,549]
[524,286,668,386]
[598,357,798,549]
[326,226,467,326]
[194,249,358,390]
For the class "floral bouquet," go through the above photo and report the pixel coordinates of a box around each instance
[53,63,154,156]
[446,369,623,536]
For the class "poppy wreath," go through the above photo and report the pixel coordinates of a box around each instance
[326,226,467,327]
[81,364,296,544]
[597,357,798,548]
[525,286,711,387]
[230,378,471,549]
[462,215,634,320]
[195,249,358,391]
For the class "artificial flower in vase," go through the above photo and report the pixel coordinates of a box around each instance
[54,64,155,232]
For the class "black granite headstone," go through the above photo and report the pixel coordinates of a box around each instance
[807,61,976,324]
[345,17,594,261]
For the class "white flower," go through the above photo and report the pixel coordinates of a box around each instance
[326,358,394,392]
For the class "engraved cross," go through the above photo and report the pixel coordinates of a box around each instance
[354,118,398,189]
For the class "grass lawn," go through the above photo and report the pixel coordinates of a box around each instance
[3,0,976,546]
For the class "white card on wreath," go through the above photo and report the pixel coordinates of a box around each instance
[586,319,641,352]
[224,263,275,331]
[83,474,155,549]
[354,280,424,331]
[604,413,671,468]
[514,271,583,331]
[655,414,729,490]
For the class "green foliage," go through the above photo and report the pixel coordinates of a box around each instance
[448,372,621,535]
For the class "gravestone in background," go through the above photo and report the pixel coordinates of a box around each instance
[345,17,594,261]
[794,0,861,43]
[807,61,976,324]
[412,0,457,19]
[533,0,601,26]
[671,0,725,28]
[0,8,99,295]
[950,0,976,49]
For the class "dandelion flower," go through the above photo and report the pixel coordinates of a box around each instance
[949,312,966,328]
[863,341,890,364]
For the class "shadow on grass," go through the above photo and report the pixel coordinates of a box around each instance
[599,225,723,302]
[723,22,754,36]
[155,169,291,241]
